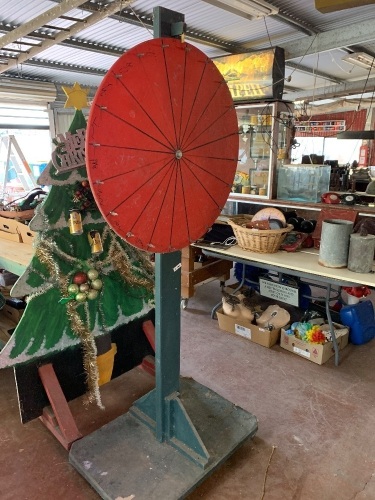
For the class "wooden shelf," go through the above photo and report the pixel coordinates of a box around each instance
[226,195,375,217]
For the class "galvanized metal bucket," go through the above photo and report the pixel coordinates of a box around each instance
[318,219,354,268]
[348,233,375,273]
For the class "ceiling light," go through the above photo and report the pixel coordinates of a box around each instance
[342,52,375,70]
[202,0,279,20]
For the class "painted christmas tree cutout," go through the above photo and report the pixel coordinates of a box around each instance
[0,85,155,407]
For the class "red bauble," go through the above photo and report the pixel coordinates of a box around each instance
[73,271,88,285]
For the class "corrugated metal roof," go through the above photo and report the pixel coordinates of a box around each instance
[7,65,104,88]
[0,0,52,24]
[0,0,374,106]
[32,44,118,69]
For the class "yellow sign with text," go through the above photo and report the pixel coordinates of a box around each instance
[214,48,284,101]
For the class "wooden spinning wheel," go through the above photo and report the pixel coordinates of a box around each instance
[86,37,238,253]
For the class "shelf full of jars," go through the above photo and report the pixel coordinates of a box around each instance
[230,100,295,201]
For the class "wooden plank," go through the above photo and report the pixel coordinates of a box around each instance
[181,259,232,287]
[0,230,22,243]
[0,239,34,275]
[38,363,82,450]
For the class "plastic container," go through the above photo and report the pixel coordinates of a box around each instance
[339,300,375,345]
[277,164,331,202]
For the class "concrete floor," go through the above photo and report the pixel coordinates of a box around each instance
[1,278,375,499]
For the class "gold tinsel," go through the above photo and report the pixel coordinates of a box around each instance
[109,240,154,292]
[35,241,70,296]
[67,301,103,408]
[36,240,102,408]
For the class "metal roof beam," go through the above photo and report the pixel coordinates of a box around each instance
[286,61,344,84]
[108,9,243,53]
[60,38,124,57]
[22,57,107,76]
[274,12,318,36]
[0,24,124,57]
[0,0,86,49]
[0,0,130,73]
[285,77,375,102]
[281,18,375,60]
[50,1,244,53]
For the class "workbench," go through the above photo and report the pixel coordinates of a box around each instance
[194,242,375,365]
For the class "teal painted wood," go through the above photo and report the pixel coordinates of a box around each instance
[0,255,25,277]
[155,252,182,440]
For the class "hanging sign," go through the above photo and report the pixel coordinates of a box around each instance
[213,47,285,102]
[259,277,299,306]
[51,128,86,173]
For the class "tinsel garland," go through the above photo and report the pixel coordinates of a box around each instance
[67,301,103,408]
[35,238,102,407]
[35,242,70,292]
[108,240,154,293]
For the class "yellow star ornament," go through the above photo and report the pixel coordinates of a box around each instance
[62,82,89,110]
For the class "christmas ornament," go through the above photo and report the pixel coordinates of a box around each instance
[71,180,96,212]
[88,230,103,255]
[69,209,83,235]
[73,271,88,285]
[62,82,89,111]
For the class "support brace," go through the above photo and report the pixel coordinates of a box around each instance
[38,363,82,450]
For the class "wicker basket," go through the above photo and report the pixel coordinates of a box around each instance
[228,215,293,253]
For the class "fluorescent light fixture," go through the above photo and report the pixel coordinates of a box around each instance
[337,131,375,140]
[342,52,375,70]
[202,0,279,20]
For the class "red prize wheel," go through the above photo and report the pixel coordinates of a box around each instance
[86,38,238,253]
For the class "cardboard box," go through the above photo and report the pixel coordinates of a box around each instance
[280,324,349,365]
[216,308,280,348]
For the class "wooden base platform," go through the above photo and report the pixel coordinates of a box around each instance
[69,377,257,500]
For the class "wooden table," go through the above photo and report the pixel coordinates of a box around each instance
[194,244,375,287]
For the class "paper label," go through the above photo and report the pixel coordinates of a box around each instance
[235,324,251,339]
[293,346,310,358]
[259,278,299,306]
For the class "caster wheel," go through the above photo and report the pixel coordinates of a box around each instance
[181,298,189,310]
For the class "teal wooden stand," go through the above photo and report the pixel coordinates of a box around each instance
[130,252,210,467]
[69,251,257,498]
